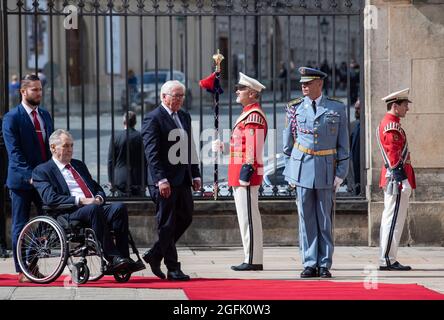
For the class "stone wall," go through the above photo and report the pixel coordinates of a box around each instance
[366,0,444,245]
[2,200,368,248]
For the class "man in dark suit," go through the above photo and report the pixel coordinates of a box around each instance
[2,74,54,281]
[32,129,143,273]
[0,116,9,258]
[350,99,361,195]
[142,80,201,281]
[108,111,145,197]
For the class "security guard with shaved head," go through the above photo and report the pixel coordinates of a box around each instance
[283,67,349,278]
[377,88,415,271]
[213,72,268,271]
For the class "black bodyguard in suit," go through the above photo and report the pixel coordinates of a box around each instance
[141,80,201,281]
[32,129,142,273]
[107,111,145,197]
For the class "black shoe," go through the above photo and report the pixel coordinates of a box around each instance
[107,256,130,273]
[142,250,166,279]
[167,269,190,281]
[319,267,332,278]
[379,261,412,271]
[231,263,263,271]
[300,266,318,278]
[128,258,146,273]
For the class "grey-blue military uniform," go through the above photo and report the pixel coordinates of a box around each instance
[283,95,349,269]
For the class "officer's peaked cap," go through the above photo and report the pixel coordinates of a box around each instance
[298,67,327,83]
[382,88,412,104]
[238,72,266,92]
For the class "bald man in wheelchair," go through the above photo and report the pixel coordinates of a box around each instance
[32,129,145,278]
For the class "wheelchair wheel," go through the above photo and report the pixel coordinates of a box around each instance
[113,269,131,283]
[17,216,68,284]
[72,262,90,285]
[68,228,104,281]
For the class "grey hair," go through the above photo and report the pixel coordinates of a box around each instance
[160,80,186,97]
[49,129,73,147]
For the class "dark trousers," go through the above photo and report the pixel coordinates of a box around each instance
[150,184,193,271]
[103,203,129,258]
[69,203,128,261]
[10,188,43,272]
[0,186,7,250]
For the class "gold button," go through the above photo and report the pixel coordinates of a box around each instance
[314,134,318,138]
[314,141,318,144]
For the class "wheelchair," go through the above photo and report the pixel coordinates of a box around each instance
[16,204,145,284]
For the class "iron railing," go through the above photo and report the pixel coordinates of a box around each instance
[1,0,365,200]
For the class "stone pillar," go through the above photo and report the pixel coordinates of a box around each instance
[366,0,444,246]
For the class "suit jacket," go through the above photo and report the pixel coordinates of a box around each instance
[2,104,53,190]
[283,96,349,189]
[108,128,145,193]
[32,158,106,209]
[0,117,8,186]
[141,105,200,188]
[350,120,361,183]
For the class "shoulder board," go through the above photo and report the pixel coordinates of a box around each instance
[383,122,402,134]
[287,97,303,109]
[245,112,266,126]
[327,97,344,103]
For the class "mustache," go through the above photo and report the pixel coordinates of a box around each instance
[25,97,41,106]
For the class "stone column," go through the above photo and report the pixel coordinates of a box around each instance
[366,0,444,246]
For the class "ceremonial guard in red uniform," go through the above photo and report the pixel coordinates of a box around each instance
[377,88,416,271]
[212,72,268,271]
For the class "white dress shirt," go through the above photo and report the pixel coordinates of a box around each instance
[22,101,46,141]
[52,157,103,205]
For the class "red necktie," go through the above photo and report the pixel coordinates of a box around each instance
[65,164,94,198]
[31,110,47,161]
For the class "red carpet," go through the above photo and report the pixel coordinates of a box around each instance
[1,274,442,300]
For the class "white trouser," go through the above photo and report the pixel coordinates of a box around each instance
[233,186,263,264]
[379,179,412,266]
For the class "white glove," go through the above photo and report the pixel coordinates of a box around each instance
[211,139,224,153]
[333,176,343,192]
[239,179,250,186]
[401,179,411,191]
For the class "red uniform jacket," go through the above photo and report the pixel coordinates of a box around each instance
[228,103,268,187]
[377,113,416,189]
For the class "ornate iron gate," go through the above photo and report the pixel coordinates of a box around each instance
[1,0,365,200]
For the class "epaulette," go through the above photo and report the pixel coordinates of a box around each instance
[245,112,265,126]
[383,122,402,134]
[287,97,303,109]
[327,97,344,104]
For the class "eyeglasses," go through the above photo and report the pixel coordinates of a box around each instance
[165,93,185,99]
[235,84,249,91]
